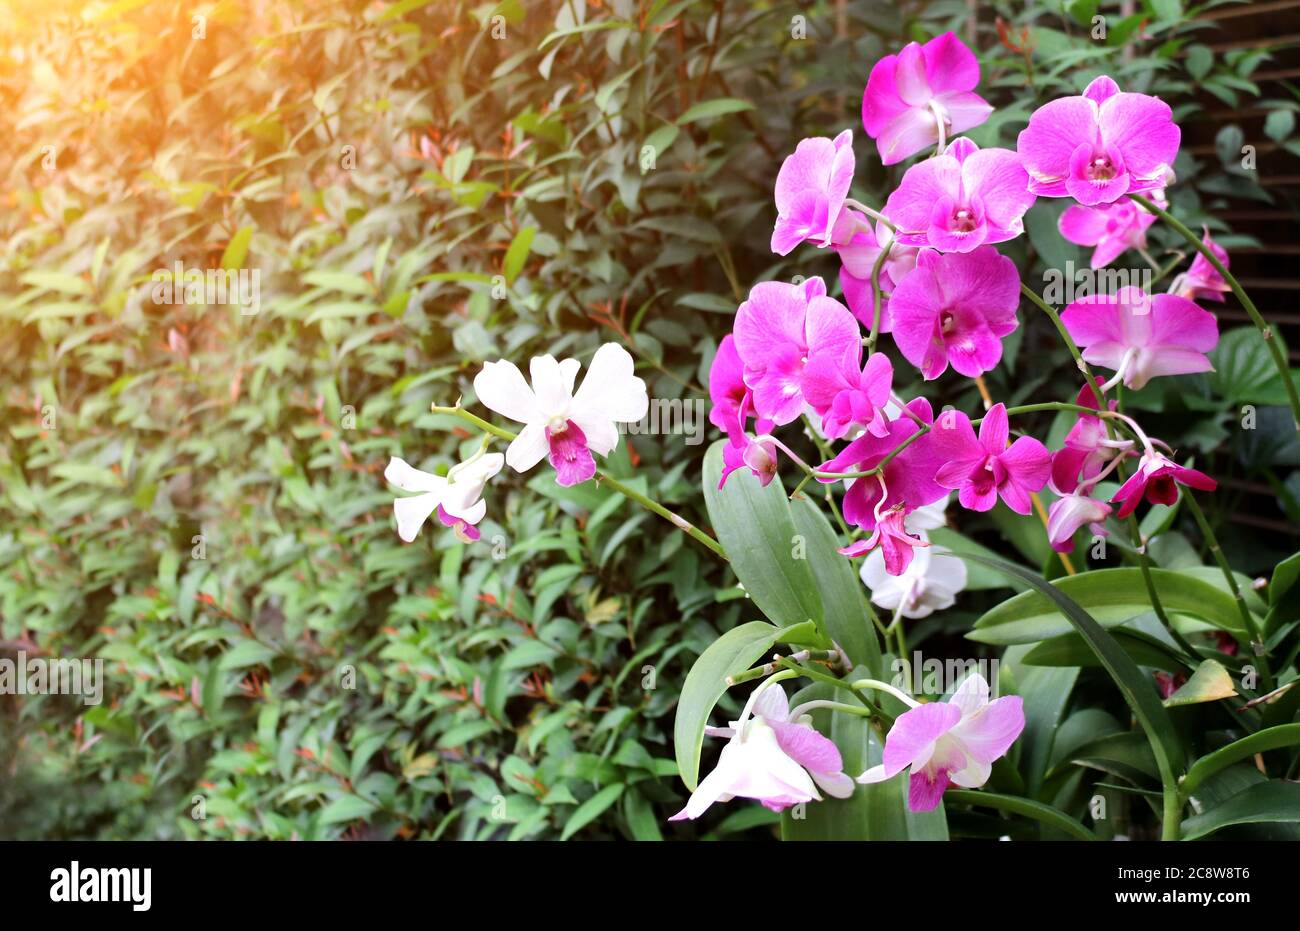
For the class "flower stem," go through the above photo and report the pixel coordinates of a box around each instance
[849,677,920,708]
[1131,193,1300,431]
[431,404,728,561]
[1183,493,1272,689]
[865,240,894,355]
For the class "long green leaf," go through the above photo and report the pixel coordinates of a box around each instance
[789,496,881,674]
[944,789,1097,840]
[1181,781,1300,840]
[1182,723,1300,797]
[969,567,1252,645]
[702,441,822,629]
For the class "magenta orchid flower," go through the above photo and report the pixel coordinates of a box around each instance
[862,31,993,166]
[838,505,929,576]
[710,334,780,488]
[1017,76,1180,206]
[720,428,779,490]
[929,404,1051,514]
[1050,380,1121,495]
[858,674,1024,812]
[1111,450,1217,519]
[732,277,859,426]
[802,346,894,440]
[884,137,1035,252]
[474,343,648,487]
[887,247,1021,380]
[1047,492,1112,553]
[771,130,857,255]
[671,682,854,821]
[818,398,947,574]
[836,215,919,329]
[1177,228,1232,302]
[1058,196,1158,269]
[1060,286,1219,391]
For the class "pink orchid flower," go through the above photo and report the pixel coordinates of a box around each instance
[1058,196,1158,269]
[720,428,780,490]
[1178,228,1232,302]
[888,246,1021,380]
[1017,76,1180,206]
[884,137,1035,252]
[732,277,859,426]
[1050,379,1121,495]
[1112,450,1216,519]
[862,31,993,166]
[929,403,1051,514]
[1047,492,1112,553]
[710,334,780,488]
[818,398,948,574]
[1060,285,1219,391]
[839,505,929,576]
[802,346,894,440]
[858,674,1024,812]
[474,343,648,487]
[771,130,857,255]
[836,214,920,329]
[671,683,854,821]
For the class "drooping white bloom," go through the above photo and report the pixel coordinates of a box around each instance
[384,452,503,542]
[473,343,648,486]
[859,495,967,618]
[670,684,853,821]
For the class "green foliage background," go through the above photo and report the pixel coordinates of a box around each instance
[0,0,1294,840]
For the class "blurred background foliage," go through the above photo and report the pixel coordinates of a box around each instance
[0,0,1294,840]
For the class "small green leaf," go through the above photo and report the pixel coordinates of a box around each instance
[221,226,254,270]
[676,98,753,125]
[503,224,536,284]
[561,784,625,840]
[1163,658,1237,707]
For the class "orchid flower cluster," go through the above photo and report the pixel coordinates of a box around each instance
[690,32,1229,820]
[380,32,1266,833]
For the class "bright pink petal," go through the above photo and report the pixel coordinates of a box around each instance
[921,31,980,94]
[882,702,962,778]
[1098,92,1180,182]
[952,695,1025,765]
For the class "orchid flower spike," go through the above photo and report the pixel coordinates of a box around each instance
[671,683,854,821]
[384,451,504,543]
[474,343,648,487]
[862,31,993,165]
[858,673,1024,812]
